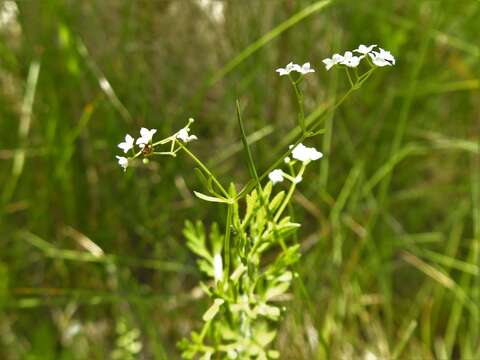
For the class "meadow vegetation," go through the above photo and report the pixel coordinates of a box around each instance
[0,0,479,359]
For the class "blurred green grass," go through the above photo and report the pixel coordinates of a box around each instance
[0,0,479,358]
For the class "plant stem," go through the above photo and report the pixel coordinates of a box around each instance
[176,140,229,197]
[274,163,306,222]
[224,203,233,279]
[290,75,306,133]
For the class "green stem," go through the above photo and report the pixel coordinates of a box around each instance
[344,68,354,87]
[238,67,376,199]
[224,203,233,279]
[176,140,228,197]
[290,75,305,133]
[274,163,306,222]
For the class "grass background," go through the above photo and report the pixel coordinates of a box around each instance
[0,0,479,358]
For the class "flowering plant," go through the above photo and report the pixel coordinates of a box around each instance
[114,44,395,358]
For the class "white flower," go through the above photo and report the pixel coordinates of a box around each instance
[294,176,303,184]
[176,127,198,143]
[268,169,284,184]
[298,62,315,74]
[135,127,157,148]
[276,61,315,76]
[354,44,377,56]
[213,253,223,282]
[369,48,395,67]
[284,156,291,164]
[340,51,361,68]
[275,62,300,76]
[117,134,134,153]
[116,156,128,171]
[322,53,344,70]
[291,143,323,162]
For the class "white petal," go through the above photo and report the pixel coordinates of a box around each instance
[115,156,128,171]
[299,62,315,74]
[355,44,377,54]
[294,176,303,184]
[332,54,344,62]
[291,143,310,162]
[322,58,335,70]
[139,127,149,138]
[291,143,323,162]
[213,254,223,282]
[268,169,284,184]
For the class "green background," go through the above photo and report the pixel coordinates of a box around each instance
[0,0,479,358]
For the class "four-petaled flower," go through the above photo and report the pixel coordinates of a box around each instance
[268,169,284,184]
[369,48,396,67]
[136,127,157,148]
[354,44,377,56]
[117,134,134,153]
[276,62,315,76]
[298,62,315,75]
[116,156,128,171]
[291,143,323,163]
[322,53,344,70]
[276,62,300,76]
[177,127,198,143]
[340,51,361,68]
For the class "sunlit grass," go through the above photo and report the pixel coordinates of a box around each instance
[0,0,479,358]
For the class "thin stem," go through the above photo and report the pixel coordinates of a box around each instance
[274,163,306,222]
[344,68,354,87]
[224,203,233,279]
[176,140,229,197]
[238,67,377,199]
[290,75,305,133]
[152,151,176,156]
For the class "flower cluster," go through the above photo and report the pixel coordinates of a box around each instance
[276,62,315,76]
[115,119,197,171]
[275,45,395,79]
[322,44,395,70]
[116,127,158,171]
[268,143,323,185]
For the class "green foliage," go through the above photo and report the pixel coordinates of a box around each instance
[111,318,143,360]
[179,184,301,359]
[0,0,479,359]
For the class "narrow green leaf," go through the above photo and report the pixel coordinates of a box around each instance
[194,167,210,191]
[202,298,224,322]
[193,191,232,204]
[207,0,332,86]
[236,100,261,189]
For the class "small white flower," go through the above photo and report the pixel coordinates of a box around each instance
[294,176,303,184]
[369,48,395,67]
[213,253,223,282]
[268,169,284,184]
[176,127,198,143]
[322,53,344,70]
[297,62,315,75]
[291,143,323,163]
[340,51,361,68]
[284,156,291,164]
[276,61,314,76]
[135,127,157,148]
[275,62,300,76]
[117,134,135,153]
[116,156,128,171]
[354,44,377,55]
